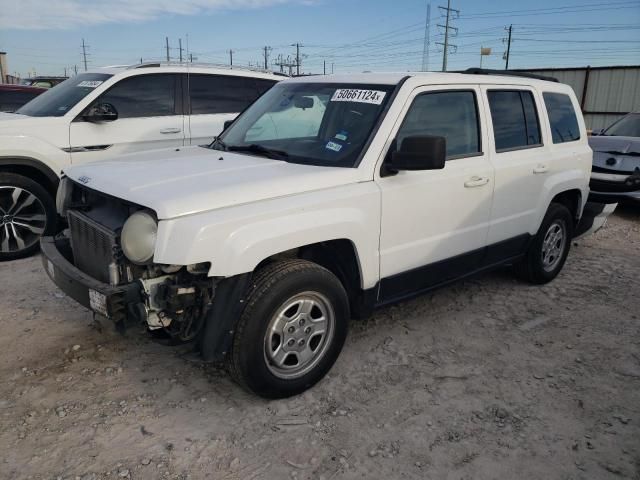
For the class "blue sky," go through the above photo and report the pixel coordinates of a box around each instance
[1,0,639,78]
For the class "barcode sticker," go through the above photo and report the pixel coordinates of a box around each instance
[331,89,386,105]
[77,80,103,88]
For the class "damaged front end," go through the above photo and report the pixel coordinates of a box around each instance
[41,179,217,344]
[589,135,640,205]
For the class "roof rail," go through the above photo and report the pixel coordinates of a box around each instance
[462,68,558,83]
[127,61,288,76]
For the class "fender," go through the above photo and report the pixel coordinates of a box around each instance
[154,182,382,289]
[0,133,69,180]
[532,167,589,234]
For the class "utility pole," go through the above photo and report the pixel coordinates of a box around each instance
[504,25,513,69]
[63,67,67,77]
[74,65,78,75]
[165,37,170,61]
[291,43,302,76]
[323,60,326,75]
[421,2,431,71]
[178,38,183,62]
[331,63,334,74]
[81,38,89,71]
[436,0,459,72]
[263,46,272,70]
[189,53,193,63]
[229,49,234,66]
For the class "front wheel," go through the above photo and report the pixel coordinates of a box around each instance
[227,259,349,398]
[515,203,574,284]
[0,173,57,261]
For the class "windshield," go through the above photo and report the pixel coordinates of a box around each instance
[603,113,640,138]
[16,73,112,117]
[215,82,395,167]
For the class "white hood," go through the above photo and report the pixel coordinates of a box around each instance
[64,146,363,219]
[0,112,61,132]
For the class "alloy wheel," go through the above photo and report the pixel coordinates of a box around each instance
[0,186,47,254]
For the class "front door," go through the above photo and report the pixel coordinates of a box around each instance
[69,73,185,164]
[377,86,494,301]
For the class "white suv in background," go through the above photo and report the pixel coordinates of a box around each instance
[0,63,281,259]
[43,70,601,398]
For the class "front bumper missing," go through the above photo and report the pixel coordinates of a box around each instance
[40,235,142,322]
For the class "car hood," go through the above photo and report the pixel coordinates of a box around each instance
[589,135,640,173]
[64,146,364,219]
[0,112,61,132]
[589,135,640,155]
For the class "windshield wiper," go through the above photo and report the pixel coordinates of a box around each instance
[227,144,289,160]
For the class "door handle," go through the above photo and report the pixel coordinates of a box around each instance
[464,176,490,188]
[533,164,549,174]
[160,128,181,134]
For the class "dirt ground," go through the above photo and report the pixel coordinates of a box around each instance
[1,207,639,480]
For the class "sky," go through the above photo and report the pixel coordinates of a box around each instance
[0,0,639,78]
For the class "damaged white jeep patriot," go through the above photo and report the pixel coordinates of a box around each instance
[42,70,594,398]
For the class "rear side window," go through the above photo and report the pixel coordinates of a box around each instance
[97,74,177,118]
[189,75,277,115]
[396,90,481,159]
[488,90,542,151]
[543,92,580,143]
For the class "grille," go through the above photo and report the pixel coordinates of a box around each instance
[67,210,118,283]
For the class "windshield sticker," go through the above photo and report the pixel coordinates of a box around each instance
[77,80,104,88]
[334,131,348,141]
[331,89,386,105]
[326,141,343,152]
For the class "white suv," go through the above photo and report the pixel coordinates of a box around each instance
[0,63,281,259]
[43,71,596,398]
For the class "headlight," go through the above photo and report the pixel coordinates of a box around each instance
[56,177,72,216]
[121,211,158,264]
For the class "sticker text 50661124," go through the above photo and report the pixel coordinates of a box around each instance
[331,89,386,105]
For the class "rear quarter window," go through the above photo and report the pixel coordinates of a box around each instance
[543,92,580,143]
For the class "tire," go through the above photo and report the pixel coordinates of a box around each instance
[515,203,574,284]
[228,259,349,399]
[0,173,57,261]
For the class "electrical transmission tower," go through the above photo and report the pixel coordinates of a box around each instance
[421,3,432,71]
[436,0,459,72]
[81,38,90,71]
[503,25,513,69]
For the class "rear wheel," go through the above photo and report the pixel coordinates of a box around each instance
[0,173,56,261]
[515,203,573,284]
[227,259,349,398]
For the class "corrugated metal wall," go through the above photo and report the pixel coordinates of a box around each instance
[517,66,640,130]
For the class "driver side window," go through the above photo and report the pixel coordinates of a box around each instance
[396,90,481,159]
[95,74,177,119]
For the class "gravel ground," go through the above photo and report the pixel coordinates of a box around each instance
[1,207,639,480]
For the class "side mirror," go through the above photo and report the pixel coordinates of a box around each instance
[223,119,234,131]
[390,135,446,172]
[83,102,118,123]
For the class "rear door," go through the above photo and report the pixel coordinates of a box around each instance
[69,73,185,164]
[482,86,549,252]
[186,74,276,145]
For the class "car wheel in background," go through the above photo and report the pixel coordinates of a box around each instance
[0,173,57,261]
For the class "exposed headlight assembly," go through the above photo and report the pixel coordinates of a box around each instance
[121,211,158,264]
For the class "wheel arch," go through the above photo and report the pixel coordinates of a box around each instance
[0,157,60,197]
[549,189,582,227]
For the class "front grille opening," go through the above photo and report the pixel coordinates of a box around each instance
[67,210,118,283]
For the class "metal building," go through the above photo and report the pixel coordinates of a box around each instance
[516,65,640,131]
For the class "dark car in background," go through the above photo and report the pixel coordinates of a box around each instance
[589,112,640,205]
[0,84,47,112]
[20,76,68,89]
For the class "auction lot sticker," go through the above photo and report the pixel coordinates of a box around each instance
[331,89,386,105]
[77,81,104,88]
